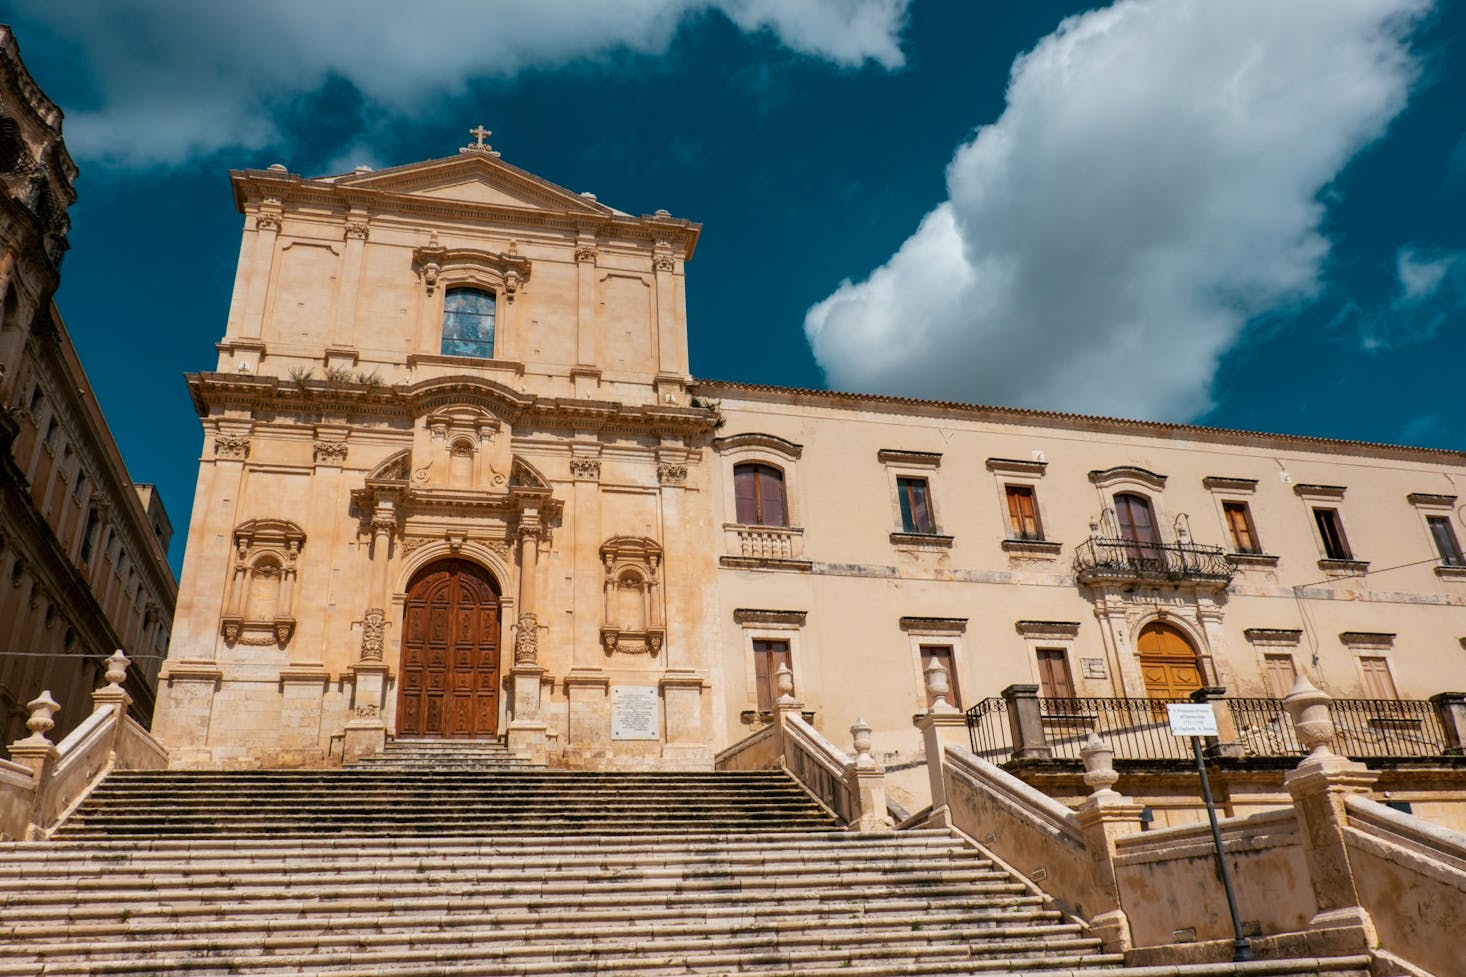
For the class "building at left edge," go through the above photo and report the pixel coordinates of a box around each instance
[0,25,177,752]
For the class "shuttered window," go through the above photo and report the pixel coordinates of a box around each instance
[734,464,787,526]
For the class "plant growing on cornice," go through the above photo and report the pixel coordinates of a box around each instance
[355,370,384,387]
[324,366,355,385]
[287,366,315,391]
[689,396,725,432]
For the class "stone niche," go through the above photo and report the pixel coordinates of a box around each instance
[599,536,664,656]
[219,519,305,650]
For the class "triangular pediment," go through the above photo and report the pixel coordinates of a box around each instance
[328,153,621,216]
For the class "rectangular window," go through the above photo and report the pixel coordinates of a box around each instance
[1313,507,1352,560]
[920,645,961,708]
[1427,516,1464,566]
[896,477,935,534]
[752,639,792,712]
[1036,648,1075,701]
[1004,485,1043,541]
[1223,501,1260,554]
[80,510,99,561]
[1359,656,1398,700]
[1264,653,1297,699]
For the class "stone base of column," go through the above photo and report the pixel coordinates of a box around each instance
[342,718,386,765]
[510,663,545,721]
[343,661,390,764]
[850,765,894,832]
[915,709,968,813]
[506,720,549,766]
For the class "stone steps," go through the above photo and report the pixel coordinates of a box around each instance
[0,759,1375,977]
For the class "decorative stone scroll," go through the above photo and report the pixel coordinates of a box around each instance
[653,254,675,273]
[360,607,386,661]
[313,439,348,465]
[575,246,599,264]
[569,457,601,481]
[657,463,687,486]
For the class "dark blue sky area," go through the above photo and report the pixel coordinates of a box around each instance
[7,1,1465,573]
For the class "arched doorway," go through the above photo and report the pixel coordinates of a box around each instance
[397,559,502,738]
[1136,622,1204,700]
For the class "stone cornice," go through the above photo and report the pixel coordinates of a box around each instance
[691,379,1466,466]
[1088,465,1167,491]
[186,372,718,440]
[712,432,803,460]
[1015,620,1081,639]
[986,457,1047,476]
[1202,476,1259,493]
[898,616,967,634]
[878,449,941,468]
[1407,493,1457,509]
[1243,628,1303,646]
[1293,483,1347,501]
[732,608,808,626]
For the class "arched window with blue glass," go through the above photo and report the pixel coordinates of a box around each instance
[440,287,496,358]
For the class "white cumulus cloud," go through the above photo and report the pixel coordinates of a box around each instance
[1358,245,1465,350]
[805,0,1428,420]
[15,0,908,167]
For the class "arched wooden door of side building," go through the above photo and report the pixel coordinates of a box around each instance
[1136,622,1204,701]
[397,560,502,738]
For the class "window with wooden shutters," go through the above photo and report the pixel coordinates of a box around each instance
[1427,516,1465,566]
[1359,656,1398,700]
[1115,493,1161,564]
[920,645,961,708]
[1222,501,1261,554]
[1035,648,1075,701]
[1264,653,1297,699]
[752,639,792,712]
[1005,485,1043,541]
[733,463,787,527]
[1313,507,1352,560]
[897,477,935,534]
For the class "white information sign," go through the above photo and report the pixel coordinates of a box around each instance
[1166,703,1218,737]
[611,685,660,741]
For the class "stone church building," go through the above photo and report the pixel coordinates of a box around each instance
[154,133,1466,777]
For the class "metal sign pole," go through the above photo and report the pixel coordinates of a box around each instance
[1191,735,1253,962]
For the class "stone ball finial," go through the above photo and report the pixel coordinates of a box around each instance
[22,691,61,745]
[1283,673,1336,757]
[773,662,795,702]
[923,657,952,713]
[1081,732,1120,794]
[267,163,287,172]
[104,650,130,687]
[654,209,671,217]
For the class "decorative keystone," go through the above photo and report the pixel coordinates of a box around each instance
[1283,674,1336,757]
[20,691,60,746]
[850,717,875,768]
[1081,732,1120,796]
[924,657,955,714]
[774,663,795,704]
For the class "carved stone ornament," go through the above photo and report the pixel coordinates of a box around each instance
[569,457,601,481]
[360,607,386,661]
[255,213,282,232]
[575,246,598,264]
[273,619,296,647]
[421,262,441,294]
[214,434,252,461]
[355,703,380,719]
[313,440,348,464]
[221,616,243,645]
[653,254,675,273]
[515,612,539,665]
[657,463,688,486]
[399,536,431,556]
[344,220,370,241]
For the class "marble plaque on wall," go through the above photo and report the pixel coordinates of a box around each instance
[611,685,660,740]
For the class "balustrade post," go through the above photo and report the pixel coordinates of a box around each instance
[1002,684,1052,761]
[1074,733,1141,952]
[8,692,61,840]
[916,660,968,823]
[1430,692,1466,755]
[847,718,893,832]
[1190,686,1244,759]
[770,663,803,765]
[1281,675,1378,947]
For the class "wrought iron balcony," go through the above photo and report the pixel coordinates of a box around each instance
[1073,535,1235,586]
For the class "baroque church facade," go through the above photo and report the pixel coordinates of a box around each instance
[155,134,1466,778]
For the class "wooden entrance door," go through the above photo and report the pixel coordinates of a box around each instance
[1136,622,1203,700]
[397,560,501,738]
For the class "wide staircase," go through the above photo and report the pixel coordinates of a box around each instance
[0,746,1372,977]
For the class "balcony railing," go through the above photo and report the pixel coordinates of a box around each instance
[967,691,1457,764]
[1073,536,1235,585]
[723,524,805,562]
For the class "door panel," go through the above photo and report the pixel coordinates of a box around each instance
[397,560,501,738]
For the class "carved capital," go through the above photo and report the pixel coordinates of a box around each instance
[313,440,348,464]
[255,213,282,232]
[344,220,370,241]
[653,254,675,273]
[360,607,386,662]
[214,434,251,461]
[569,457,601,481]
[657,463,688,486]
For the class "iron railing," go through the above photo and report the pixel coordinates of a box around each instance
[1073,536,1235,585]
[966,694,1453,765]
[965,697,1014,760]
[1038,696,1195,761]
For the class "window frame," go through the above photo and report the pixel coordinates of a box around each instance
[1406,494,1466,578]
[1312,506,1353,561]
[733,607,807,719]
[1427,515,1465,567]
[896,476,936,535]
[1004,484,1044,542]
[732,462,789,527]
[1221,500,1262,555]
[439,286,498,360]
[900,616,967,712]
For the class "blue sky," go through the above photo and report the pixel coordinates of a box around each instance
[6,1,1465,573]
